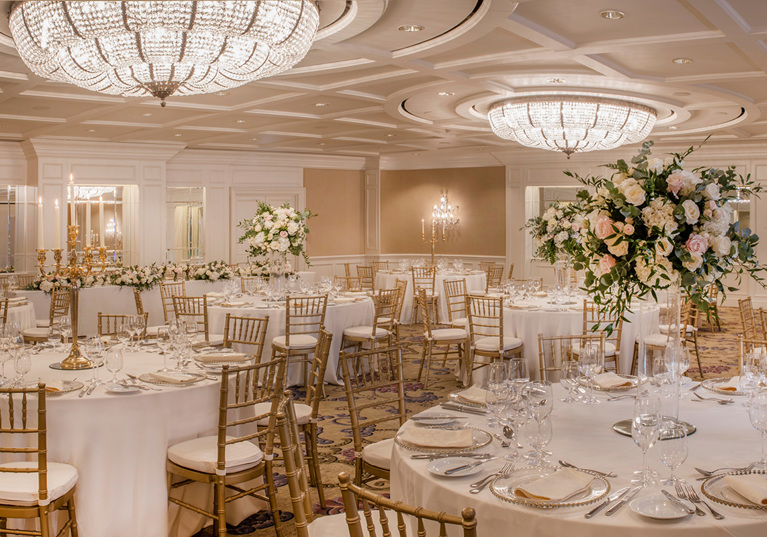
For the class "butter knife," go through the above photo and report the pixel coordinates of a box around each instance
[661,490,695,515]
[605,487,641,516]
[444,456,498,475]
[584,487,630,519]
[439,403,488,415]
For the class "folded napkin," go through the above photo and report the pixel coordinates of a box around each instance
[398,426,474,449]
[206,292,224,298]
[513,468,595,502]
[718,376,742,391]
[7,297,26,303]
[454,386,489,405]
[333,297,356,304]
[8,301,28,307]
[148,372,198,384]
[508,301,534,309]
[723,474,767,505]
[221,301,247,307]
[534,291,548,297]
[196,352,247,364]
[593,372,634,389]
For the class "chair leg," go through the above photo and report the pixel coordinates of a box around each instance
[307,422,326,508]
[39,507,50,537]
[417,339,428,382]
[423,342,433,389]
[692,333,704,379]
[265,463,283,537]
[214,479,227,537]
[631,342,639,376]
[67,496,79,537]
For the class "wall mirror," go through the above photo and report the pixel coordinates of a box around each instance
[166,187,204,263]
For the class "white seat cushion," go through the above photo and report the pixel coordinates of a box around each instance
[253,401,312,426]
[642,333,668,347]
[571,341,617,357]
[451,317,468,327]
[0,462,78,506]
[430,328,467,341]
[167,435,263,475]
[361,437,394,470]
[272,334,317,350]
[22,327,49,339]
[659,324,695,335]
[475,336,523,352]
[35,320,51,328]
[191,334,224,347]
[145,325,162,337]
[343,326,391,340]
[308,510,399,537]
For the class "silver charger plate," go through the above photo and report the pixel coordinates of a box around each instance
[702,377,745,397]
[394,427,492,454]
[582,374,638,392]
[448,392,487,409]
[490,466,610,509]
[46,380,84,395]
[138,371,206,386]
[701,470,767,510]
[612,418,696,439]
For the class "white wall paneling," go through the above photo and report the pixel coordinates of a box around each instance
[364,167,380,255]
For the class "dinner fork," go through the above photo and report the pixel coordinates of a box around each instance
[470,463,512,494]
[682,484,725,519]
[693,392,734,404]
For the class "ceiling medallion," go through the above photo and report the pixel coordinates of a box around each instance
[9,1,319,107]
[488,95,657,158]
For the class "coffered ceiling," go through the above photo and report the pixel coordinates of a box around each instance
[0,0,765,159]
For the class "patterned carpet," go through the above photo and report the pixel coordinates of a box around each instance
[192,306,743,537]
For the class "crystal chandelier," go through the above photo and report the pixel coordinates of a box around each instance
[433,194,458,229]
[9,1,319,106]
[488,95,657,158]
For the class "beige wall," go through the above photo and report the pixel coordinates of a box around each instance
[304,168,364,256]
[381,166,506,255]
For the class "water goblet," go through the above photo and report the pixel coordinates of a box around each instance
[525,380,553,420]
[116,325,131,350]
[13,349,31,387]
[578,343,602,404]
[486,362,509,428]
[84,336,104,387]
[105,347,124,384]
[560,360,580,403]
[524,416,553,467]
[660,423,688,486]
[156,326,172,372]
[748,390,767,470]
[632,390,662,486]
[59,317,72,347]
[48,323,63,351]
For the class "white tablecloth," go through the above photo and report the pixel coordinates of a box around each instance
[2,349,250,537]
[375,270,486,324]
[502,296,659,380]
[13,280,227,336]
[392,386,765,537]
[6,302,36,330]
[207,295,375,385]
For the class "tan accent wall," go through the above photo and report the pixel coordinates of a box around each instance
[304,168,364,256]
[381,166,506,255]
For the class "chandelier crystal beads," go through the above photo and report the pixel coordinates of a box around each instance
[9,1,319,106]
[487,95,657,157]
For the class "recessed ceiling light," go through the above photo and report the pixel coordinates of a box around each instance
[143,112,152,117]
[174,133,182,137]
[249,138,258,142]
[438,91,455,96]
[216,92,229,96]
[235,119,246,123]
[318,142,326,146]
[398,24,425,32]
[672,58,693,64]
[599,10,625,20]
[668,126,678,130]
[547,78,566,84]
[387,134,395,137]
[412,153,420,156]
[315,102,329,107]
[87,129,95,132]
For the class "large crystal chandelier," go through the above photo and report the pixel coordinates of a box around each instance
[9,1,319,106]
[488,95,657,158]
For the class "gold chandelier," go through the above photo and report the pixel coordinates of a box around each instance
[488,95,657,157]
[9,1,319,106]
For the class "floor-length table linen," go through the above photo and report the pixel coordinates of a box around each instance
[392,386,766,537]
[375,270,486,324]
[207,295,375,385]
[6,302,36,330]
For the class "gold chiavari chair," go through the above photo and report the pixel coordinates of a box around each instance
[134,287,163,338]
[159,280,186,324]
[538,333,604,382]
[507,263,515,280]
[391,278,408,345]
[97,312,149,339]
[221,314,269,362]
[271,295,328,389]
[573,300,623,374]
[739,297,760,340]
[411,266,438,324]
[740,334,767,373]
[0,384,80,537]
[172,295,224,346]
[334,276,361,292]
[16,275,35,289]
[343,262,352,278]
[372,261,389,274]
[479,261,496,272]
[466,295,523,386]
[291,330,332,508]
[340,288,397,353]
[167,358,286,537]
[339,346,405,486]
[700,284,721,332]
[509,277,544,289]
[276,395,313,537]
[416,289,468,389]
[240,276,264,295]
[443,278,468,329]
[23,286,71,343]
[0,298,8,326]
[760,309,767,344]
[356,265,375,292]
[485,265,504,293]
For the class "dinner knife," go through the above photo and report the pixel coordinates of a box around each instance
[443,456,498,475]
[411,453,491,460]
[605,487,642,516]
[584,487,630,519]
[439,403,489,415]
[410,414,458,421]
[661,490,695,515]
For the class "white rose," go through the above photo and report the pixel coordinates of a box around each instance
[710,235,732,257]
[655,237,673,257]
[679,171,701,196]
[277,237,290,252]
[287,222,299,235]
[683,252,703,271]
[681,199,700,224]
[254,224,262,232]
[703,182,721,201]
[621,181,646,206]
[607,239,629,257]
[40,280,53,293]
[648,158,664,174]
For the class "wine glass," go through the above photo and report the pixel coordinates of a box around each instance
[523,415,553,467]
[632,391,662,486]
[509,358,529,389]
[84,336,104,387]
[742,352,762,405]
[156,326,172,371]
[660,423,688,486]
[13,348,31,387]
[485,362,509,428]
[525,380,553,421]
[59,317,72,347]
[748,390,767,470]
[105,347,124,384]
[560,361,580,403]
[503,386,527,461]
[116,325,131,350]
[578,343,602,404]
[131,314,146,347]
[47,323,62,351]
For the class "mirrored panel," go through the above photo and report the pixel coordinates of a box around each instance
[166,187,204,263]
[70,186,125,265]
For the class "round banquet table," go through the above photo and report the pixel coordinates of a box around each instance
[502,296,660,380]
[1,348,259,537]
[392,385,766,537]
[207,294,375,385]
[6,301,36,331]
[375,270,486,324]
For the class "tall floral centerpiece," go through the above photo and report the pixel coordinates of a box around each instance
[237,202,313,298]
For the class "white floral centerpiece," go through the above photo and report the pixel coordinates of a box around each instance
[525,200,586,264]
[237,202,313,269]
[570,140,764,321]
[189,260,236,281]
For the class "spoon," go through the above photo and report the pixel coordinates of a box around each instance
[502,425,523,449]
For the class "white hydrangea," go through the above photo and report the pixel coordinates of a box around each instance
[641,198,678,234]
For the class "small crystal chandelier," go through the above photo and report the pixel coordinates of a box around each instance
[487,95,657,158]
[433,194,459,230]
[9,1,320,106]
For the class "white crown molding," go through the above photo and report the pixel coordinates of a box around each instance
[169,148,368,170]
[21,138,186,162]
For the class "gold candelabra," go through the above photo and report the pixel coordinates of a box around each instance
[421,194,459,267]
[421,219,440,268]
[37,225,107,369]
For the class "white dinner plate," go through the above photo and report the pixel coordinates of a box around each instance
[629,493,692,520]
[427,457,484,478]
[410,414,464,427]
[106,383,141,394]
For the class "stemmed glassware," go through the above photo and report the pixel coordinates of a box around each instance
[116,325,131,350]
[59,317,72,349]
[632,390,662,486]
[748,390,767,470]
[48,323,63,351]
[156,326,172,372]
[524,416,553,467]
[84,336,104,388]
[742,352,763,406]
[560,361,580,403]
[13,347,30,387]
[486,362,509,428]
[131,314,146,349]
[105,347,124,384]
[660,422,688,486]
[578,343,602,404]
[525,380,553,421]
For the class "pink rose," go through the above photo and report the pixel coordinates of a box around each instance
[667,172,685,196]
[598,254,617,276]
[594,216,615,240]
[280,230,288,238]
[685,234,709,255]
[264,214,273,221]
[707,200,716,210]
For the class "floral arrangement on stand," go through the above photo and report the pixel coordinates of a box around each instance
[569,140,764,320]
[237,201,313,270]
[525,200,586,264]
[188,260,236,281]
